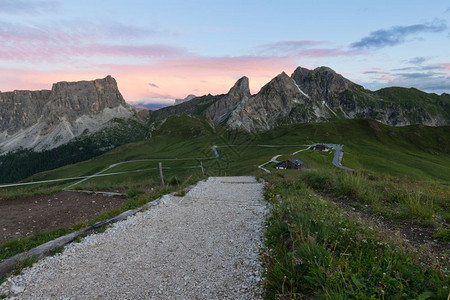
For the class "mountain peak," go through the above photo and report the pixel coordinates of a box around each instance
[228,76,251,97]
[314,66,336,73]
[204,77,251,124]
[291,65,359,96]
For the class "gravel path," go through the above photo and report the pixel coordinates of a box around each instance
[1,176,267,299]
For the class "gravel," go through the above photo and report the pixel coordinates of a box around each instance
[0,176,267,299]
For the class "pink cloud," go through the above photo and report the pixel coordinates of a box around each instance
[359,68,394,82]
[0,21,182,63]
[437,63,450,72]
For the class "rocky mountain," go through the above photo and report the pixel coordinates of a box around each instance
[149,66,450,132]
[290,67,449,127]
[0,76,140,154]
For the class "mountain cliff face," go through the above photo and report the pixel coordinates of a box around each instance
[204,76,251,124]
[226,73,324,131]
[150,66,449,132]
[0,76,138,154]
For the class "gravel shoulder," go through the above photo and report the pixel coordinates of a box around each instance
[1,176,267,299]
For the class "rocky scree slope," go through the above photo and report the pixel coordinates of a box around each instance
[0,76,138,154]
[149,66,450,132]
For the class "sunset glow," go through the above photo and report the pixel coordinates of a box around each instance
[0,1,449,105]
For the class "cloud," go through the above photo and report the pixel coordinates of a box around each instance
[361,69,390,75]
[392,65,446,72]
[0,0,58,14]
[388,75,450,93]
[148,82,159,88]
[360,68,394,81]
[257,40,363,58]
[351,20,447,49]
[407,57,428,65]
[0,21,187,63]
[438,63,450,71]
[394,72,441,79]
[130,100,173,110]
[386,63,450,93]
[257,40,325,55]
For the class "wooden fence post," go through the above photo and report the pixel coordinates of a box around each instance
[159,162,165,187]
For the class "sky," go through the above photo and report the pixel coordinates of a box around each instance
[0,0,449,106]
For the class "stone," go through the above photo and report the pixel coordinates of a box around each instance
[10,284,25,294]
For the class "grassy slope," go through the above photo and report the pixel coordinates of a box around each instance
[4,117,448,194]
[254,120,450,181]
[1,117,449,297]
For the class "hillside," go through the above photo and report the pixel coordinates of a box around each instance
[0,118,148,184]
[10,116,449,192]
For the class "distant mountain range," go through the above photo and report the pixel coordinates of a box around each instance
[149,66,450,131]
[1,66,449,156]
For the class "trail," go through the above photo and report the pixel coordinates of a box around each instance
[0,177,266,299]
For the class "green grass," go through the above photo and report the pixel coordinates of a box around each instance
[262,175,449,299]
[12,255,39,276]
[0,226,84,261]
[292,169,449,225]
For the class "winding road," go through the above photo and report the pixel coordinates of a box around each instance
[257,143,354,173]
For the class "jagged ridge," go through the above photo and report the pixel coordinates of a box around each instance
[150,66,450,132]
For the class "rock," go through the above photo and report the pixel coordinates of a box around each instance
[204,76,251,124]
[11,284,25,294]
[0,76,137,154]
[226,72,321,131]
